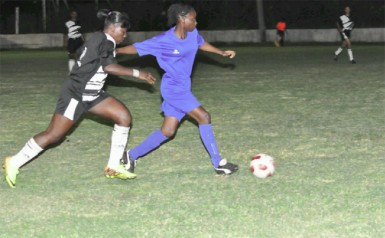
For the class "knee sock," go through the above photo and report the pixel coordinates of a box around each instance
[347,49,354,61]
[335,47,343,56]
[10,138,44,169]
[68,59,75,72]
[129,129,168,160]
[199,124,222,168]
[107,125,130,168]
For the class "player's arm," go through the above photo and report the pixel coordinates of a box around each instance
[336,20,343,32]
[199,42,236,59]
[104,63,156,85]
[116,45,138,55]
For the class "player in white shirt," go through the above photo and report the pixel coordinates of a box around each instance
[334,6,356,64]
[3,9,156,188]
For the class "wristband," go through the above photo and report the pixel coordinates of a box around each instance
[133,69,140,78]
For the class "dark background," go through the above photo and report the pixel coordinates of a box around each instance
[1,0,384,34]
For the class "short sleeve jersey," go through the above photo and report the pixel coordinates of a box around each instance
[338,14,354,31]
[65,20,82,39]
[133,27,204,93]
[69,31,117,101]
[276,21,286,31]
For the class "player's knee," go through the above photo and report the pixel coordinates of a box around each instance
[68,53,76,59]
[199,111,211,124]
[161,127,176,138]
[115,111,132,127]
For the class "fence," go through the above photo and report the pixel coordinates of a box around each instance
[1,28,384,49]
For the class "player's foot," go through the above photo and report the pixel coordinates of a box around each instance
[351,59,356,64]
[121,150,136,173]
[214,159,239,175]
[274,41,280,47]
[104,164,136,180]
[3,157,19,188]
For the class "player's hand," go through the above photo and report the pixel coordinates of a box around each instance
[138,71,156,85]
[223,50,236,59]
[341,31,348,39]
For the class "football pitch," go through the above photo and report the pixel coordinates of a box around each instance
[0,44,384,237]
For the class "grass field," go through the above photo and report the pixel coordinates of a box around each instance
[0,44,384,238]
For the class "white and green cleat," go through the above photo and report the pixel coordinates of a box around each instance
[104,164,136,180]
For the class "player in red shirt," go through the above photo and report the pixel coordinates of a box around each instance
[274,18,287,47]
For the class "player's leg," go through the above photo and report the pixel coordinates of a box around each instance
[4,113,75,188]
[335,31,349,61]
[126,116,176,164]
[188,106,238,175]
[123,101,184,172]
[67,39,76,72]
[344,38,355,63]
[88,96,136,179]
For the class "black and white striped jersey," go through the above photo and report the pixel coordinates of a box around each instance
[69,31,117,102]
[338,14,354,31]
[65,20,82,39]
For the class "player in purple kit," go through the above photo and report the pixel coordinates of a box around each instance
[3,9,156,188]
[117,3,238,175]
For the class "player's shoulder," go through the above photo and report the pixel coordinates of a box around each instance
[89,31,107,42]
[65,20,74,27]
[85,31,106,46]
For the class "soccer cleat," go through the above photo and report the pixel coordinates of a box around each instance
[274,40,280,47]
[121,150,136,173]
[214,159,239,175]
[3,157,19,188]
[351,59,356,64]
[104,164,136,180]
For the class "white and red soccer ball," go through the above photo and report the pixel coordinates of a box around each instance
[250,153,275,178]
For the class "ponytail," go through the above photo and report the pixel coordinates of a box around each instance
[96,9,130,29]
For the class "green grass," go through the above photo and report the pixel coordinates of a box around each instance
[0,44,384,238]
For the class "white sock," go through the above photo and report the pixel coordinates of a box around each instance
[10,138,44,169]
[68,59,75,72]
[347,49,354,61]
[107,125,130,168]
[335,47,343,56]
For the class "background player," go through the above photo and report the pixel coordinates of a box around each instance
[274,18,287,47]
[3,9,156,188]
[334,6,356,64]
[64,10,84,73]
[117,3,239,176]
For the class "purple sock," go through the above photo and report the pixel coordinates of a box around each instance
[129,129,168,160]
[199,124,222,168]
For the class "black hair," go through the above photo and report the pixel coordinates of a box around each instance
[167,3,194,26]
[96,9,130,29]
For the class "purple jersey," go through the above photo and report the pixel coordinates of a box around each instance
[134,27,204,95]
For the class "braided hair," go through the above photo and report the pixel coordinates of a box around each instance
[167,3,194,26]
[97,9,130,29]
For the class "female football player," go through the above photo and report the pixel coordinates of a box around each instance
[4,9,156,188]
[117,3,239,175]
[64,9,84,73]
[334,6,356,63]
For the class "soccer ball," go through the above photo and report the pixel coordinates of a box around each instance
[250,153,275,178]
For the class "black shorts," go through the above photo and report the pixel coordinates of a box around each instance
[340,30,351,41]
[277,30,285,38]
[67,37,84,55]
[55,80,110,122]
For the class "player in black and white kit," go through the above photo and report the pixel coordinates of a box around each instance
[64,10,84,72]
[334,6,356,64]
[3,9,156,188]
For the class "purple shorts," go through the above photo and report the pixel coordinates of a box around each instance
[161,91,201,121]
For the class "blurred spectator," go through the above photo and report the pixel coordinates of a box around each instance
[274,18,287,47]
